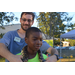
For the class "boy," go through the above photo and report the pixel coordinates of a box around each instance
[17,27,48,62]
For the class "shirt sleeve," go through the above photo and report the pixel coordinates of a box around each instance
[40,40,51,53]
[0,32,11,47]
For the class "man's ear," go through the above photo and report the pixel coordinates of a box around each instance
[31,21,34,26]
[32,21,34,25]
[25,37,28,44]
[20,18,22,23]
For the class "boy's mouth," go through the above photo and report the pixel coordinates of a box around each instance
[35,45,41,49]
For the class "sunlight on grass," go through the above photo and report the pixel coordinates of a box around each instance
[44,40,53,47]
[57,58,75,62]
[0,58,5,62]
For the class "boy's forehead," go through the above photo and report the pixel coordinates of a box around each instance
[30,32,42,37]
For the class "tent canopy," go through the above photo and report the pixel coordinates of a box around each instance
[60,29,75,39]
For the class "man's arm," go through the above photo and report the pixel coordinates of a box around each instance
[47,47,58,55]
[0,43,23,62]
[46,47,59,62]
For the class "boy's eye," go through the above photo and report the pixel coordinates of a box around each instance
[40,39,42,41]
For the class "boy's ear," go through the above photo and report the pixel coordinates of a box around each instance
[25,37,28,44]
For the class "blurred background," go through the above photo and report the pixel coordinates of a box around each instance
[0,12,75,62]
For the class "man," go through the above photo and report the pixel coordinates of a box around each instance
[0,12,59,62]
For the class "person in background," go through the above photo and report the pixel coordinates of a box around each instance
[0,12,59,62]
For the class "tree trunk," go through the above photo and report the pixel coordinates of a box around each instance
[53,27,55,48]
[49,23,52,39]
[46,26,47,39]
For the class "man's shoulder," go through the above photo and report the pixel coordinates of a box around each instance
[7,30,17,34]
[5,30,17,36]
[40,40,51,53]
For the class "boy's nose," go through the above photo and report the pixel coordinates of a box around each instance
[36,40,41,44]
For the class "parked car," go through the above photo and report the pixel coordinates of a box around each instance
[69,46,75,50]
[62,47,70,50]
[55,46,62,50]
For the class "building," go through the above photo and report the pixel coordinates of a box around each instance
[0,24,53,40]
[62,41,70,47]
[0,24,21,34]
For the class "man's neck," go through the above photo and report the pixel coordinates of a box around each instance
[17,28,26,39]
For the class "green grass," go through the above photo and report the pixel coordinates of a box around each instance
[0,58,5,62]
[58,58,75,62]
[44,40,53,47]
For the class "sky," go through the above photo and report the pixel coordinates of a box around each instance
[11,12,39,27]
[11,12,75,27]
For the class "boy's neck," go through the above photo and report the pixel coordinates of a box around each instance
[27,48,37,59]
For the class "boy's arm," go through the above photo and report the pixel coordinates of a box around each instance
[0,43,23,62]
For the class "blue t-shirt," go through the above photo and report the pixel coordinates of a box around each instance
[0,30,50,62]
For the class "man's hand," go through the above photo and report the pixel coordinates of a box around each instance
[46,55,57,62]
[45,47,59,62]
[0,43,23,62]
[8,55,23,62]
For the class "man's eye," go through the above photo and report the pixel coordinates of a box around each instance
[33,39,36,41]
[28,19,32,22]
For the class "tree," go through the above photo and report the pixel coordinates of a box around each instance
[67,23,75,32]
[0,12,18,29]
[37,12,49,39]
[54,38,60,46]
[37,12,73,47]
[0,33,5,38]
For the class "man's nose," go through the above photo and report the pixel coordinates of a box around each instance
[24,20,29,24]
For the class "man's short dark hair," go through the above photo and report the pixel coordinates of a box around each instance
[21,12,35,20]
[26,27,42,38]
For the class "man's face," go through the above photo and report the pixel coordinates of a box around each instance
[20,14,34,31]
[25,32,42,53]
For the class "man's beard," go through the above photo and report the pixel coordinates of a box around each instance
[21,24,30,31]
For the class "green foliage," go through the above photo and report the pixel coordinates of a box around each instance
[65,39,75,46]
[67,23,75,32]
[54,38,60,46]
[0,33,5,38]
[37,12,72,38]
[0,12,18,26]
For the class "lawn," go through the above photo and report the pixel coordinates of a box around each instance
[1,57,75,62]
[0,58,5,62]
[57,58,75,62]
[44,40,53,47]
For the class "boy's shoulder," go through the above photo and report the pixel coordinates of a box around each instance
[17,52,48,60]
[42,53,48,60]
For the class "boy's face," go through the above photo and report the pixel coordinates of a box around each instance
[25,32,42,53]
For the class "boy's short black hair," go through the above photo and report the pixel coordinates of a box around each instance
[21,12,35,20]
[26,27,42,38]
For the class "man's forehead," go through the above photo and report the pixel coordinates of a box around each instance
[22,14,33,19]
